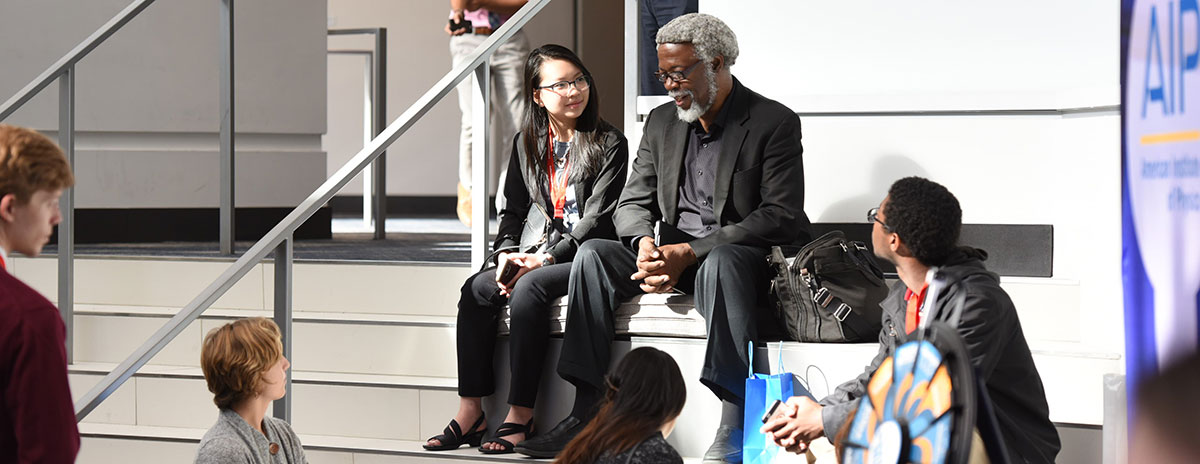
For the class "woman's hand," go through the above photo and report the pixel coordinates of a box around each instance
[496,253,553,296]
[445,9,466,36]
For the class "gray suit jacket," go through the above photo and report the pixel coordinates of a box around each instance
[819,248,1061,463]
[614,78,812,257]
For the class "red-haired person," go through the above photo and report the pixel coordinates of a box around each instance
[0,124,78,464]
[195,318,306,463]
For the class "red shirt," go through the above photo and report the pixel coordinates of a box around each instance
[0,270,80,464]
[903,283,929,334]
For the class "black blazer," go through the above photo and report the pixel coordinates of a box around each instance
[493,122,629,264]
[614,78,812,258]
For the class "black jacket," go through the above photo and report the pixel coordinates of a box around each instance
[820,248,1061,463]
[493,123,629,264]
[613,78,812,257]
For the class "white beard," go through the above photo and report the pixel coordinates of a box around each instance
[671,67,719,123]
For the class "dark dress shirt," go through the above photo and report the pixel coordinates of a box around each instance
[676,86,737,238]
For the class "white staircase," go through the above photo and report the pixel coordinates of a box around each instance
[11,254,1114,463]
[12,255,501,463]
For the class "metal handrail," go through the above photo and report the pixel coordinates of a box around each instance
[0,0,244,364]
[0,0,164,365]
[0,0,157,121]
[327,28,388,239]
[74,0,551,420]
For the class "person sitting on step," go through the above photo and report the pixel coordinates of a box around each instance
[515,13,812,462]
[196,317,307,464]
[424,43,629,454]
[761,177,1060,463]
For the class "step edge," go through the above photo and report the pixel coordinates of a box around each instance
[69,363,457,390]
[78,423,546,462]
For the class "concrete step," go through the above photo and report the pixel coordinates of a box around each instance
[71,306,458,378]
[70,362,459,442]
[77,423,558,463]
[10,256,472,318]
[15,255,1112,461]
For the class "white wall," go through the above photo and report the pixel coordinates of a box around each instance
[689,1,1123,356]
[326,0,577,197]
[661,6,1125,443]
[0,0,329,208]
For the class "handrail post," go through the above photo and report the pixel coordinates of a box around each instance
[58,66,75,363]
[272,235,293,422]
[470,63,491,270]
[362,52,373,229]
[219,0,236,254]
[372,29,387,240]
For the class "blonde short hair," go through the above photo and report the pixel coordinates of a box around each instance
[200,317,283,409]
[0,124,74,203]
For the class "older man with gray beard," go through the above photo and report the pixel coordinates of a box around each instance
[513,14,811,462]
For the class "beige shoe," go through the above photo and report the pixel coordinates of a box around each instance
[457,183,472,227]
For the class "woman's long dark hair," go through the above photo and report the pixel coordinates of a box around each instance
[554,347,687,464]
[520,44,609,189]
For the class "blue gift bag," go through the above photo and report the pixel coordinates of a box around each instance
[743,342,812,464]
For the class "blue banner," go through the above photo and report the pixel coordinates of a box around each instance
[1122,0,1200,407]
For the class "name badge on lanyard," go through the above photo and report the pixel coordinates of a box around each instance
[546,126,570,219]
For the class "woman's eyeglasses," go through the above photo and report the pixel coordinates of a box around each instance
[538,75,591,96]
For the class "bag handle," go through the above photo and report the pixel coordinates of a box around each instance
[777,341,786,374]
[748,341,790,378]
[748,341,755,378]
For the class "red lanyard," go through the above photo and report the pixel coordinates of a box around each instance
[546,126,570,219]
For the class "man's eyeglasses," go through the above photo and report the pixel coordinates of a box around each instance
[653,60,703,84]
[868,207,891,231]
[538,75,591,96]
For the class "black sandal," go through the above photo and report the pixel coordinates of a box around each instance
[423,413,486,451]
[478,418,535,455]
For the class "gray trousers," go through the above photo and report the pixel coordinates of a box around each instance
[450,31,529,191]
[557,239,772,403]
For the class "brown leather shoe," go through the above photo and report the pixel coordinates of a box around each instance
[457,182,472,227]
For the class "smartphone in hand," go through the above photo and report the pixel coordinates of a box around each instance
[448,18,470,33]
[497,258,521,287]
[762,399,784,424]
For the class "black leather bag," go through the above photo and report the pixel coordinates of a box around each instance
[768,230,889,342]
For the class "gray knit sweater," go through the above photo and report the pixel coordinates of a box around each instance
[195,409,307,464]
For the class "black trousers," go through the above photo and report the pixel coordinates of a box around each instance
[639,0,699,96]
[457,263,571,408]
[557,239,770,403]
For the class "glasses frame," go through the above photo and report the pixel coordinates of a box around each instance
[868,207,891,232]
[537,75,591,97]
[654,59,704,84]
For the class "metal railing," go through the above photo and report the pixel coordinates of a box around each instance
[0,0,168,363]
[70,0,549,421]
[328,28,388,239]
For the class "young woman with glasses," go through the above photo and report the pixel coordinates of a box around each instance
[424,44,628,455]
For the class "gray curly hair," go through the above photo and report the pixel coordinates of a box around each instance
[656,13,739,67]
